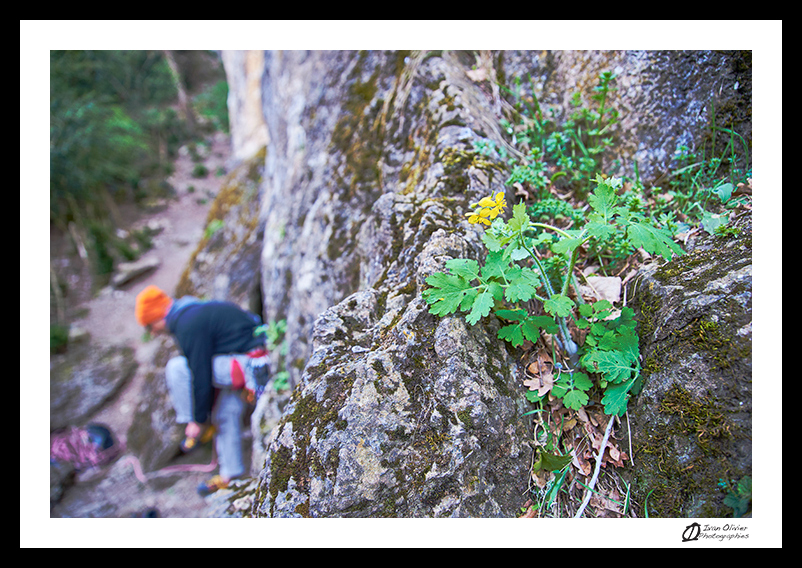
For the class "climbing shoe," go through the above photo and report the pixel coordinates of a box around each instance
[179,425,216,454]
[197,475,229,496]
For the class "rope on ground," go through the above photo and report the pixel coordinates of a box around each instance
[120,454,218,484]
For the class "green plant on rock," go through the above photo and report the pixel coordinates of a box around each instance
[527,184,655,276]
[423,174,684,416]
[193,80,230,134]
[254,319,290,392]
[720,475,751,518]
[204,218,224,239]
[654,104,752,238]
[485,71,620,201]
[50,324,70,354]
[192,163,209,178]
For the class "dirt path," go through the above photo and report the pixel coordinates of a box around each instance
[50,131,237,518]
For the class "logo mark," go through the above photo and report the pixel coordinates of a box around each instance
[682,522,702,542]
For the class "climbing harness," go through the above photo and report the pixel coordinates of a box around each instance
[215,347,272,404]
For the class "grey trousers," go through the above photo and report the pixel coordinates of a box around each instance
[165,355,250,480]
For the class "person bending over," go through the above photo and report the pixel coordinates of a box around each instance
[135,285,266,496]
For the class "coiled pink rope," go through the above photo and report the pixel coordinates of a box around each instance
[51,426,218,485]
[50,427,120,470]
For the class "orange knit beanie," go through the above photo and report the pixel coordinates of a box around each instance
[135,285,172,326]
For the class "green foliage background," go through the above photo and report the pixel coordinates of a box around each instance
[50,51,177,224]
[49,50,229,282]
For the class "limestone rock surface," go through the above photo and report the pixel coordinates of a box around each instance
[627,213,752,517]
[50,343,137,431]
[205,49,753,518]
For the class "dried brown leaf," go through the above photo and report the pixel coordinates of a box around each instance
[590,486,623,517]
[524,351,555,396]
[513,182,532,201]
[531,469,550,489]
[584,276,622,304]
[466,67,488,82]
[537,374,555,397]
[573,450,592,476]
[735,178,752,195]
[603,446,628,468]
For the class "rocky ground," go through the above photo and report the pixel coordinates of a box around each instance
[48,130,252,519]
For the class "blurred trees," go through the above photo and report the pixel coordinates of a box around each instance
[50,50,177,227]
[49,50,226,285]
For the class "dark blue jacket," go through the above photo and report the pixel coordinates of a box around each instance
[166,298,264,423]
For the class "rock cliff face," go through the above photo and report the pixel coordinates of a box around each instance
[221,51,269,163]
[627,213,752,517]
[248,51,534,516]
[242,50,751,391]
[51,343,137,430]
[204,50,751,517]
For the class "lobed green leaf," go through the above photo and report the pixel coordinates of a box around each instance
[444,258,481,281]
[563,389,590,410]
[466,288,495,325]
[481,250,510,281]
[508,201,530,233]
[572,371,593,391]
[495,308,528,322]
[626,220,684,261]
[585,218,616,241]
[505,266,541,303]
[544,294,575,318]
[598,325,639,365]
[588,177,619,220]
[497,314,558,347]
[582,349,637,384]
[601,376,637,416]
[552,236,585,255]
[423,272,473,316]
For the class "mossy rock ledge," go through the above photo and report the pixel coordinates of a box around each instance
[208,51,535,517]
[627,212,752,518]
[206,50,752,518]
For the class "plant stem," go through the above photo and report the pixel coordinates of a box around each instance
[529,221,573,240]
[561,240,586,296]
[574,413,616,518]
[516,232,555,297]
[517,225,580,364]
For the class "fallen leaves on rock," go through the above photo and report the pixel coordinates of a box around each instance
[517,326,632,517]
[523,394,631,517]
[523,349,554,397]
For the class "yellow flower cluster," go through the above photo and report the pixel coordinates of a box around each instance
[467,192,506,225]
